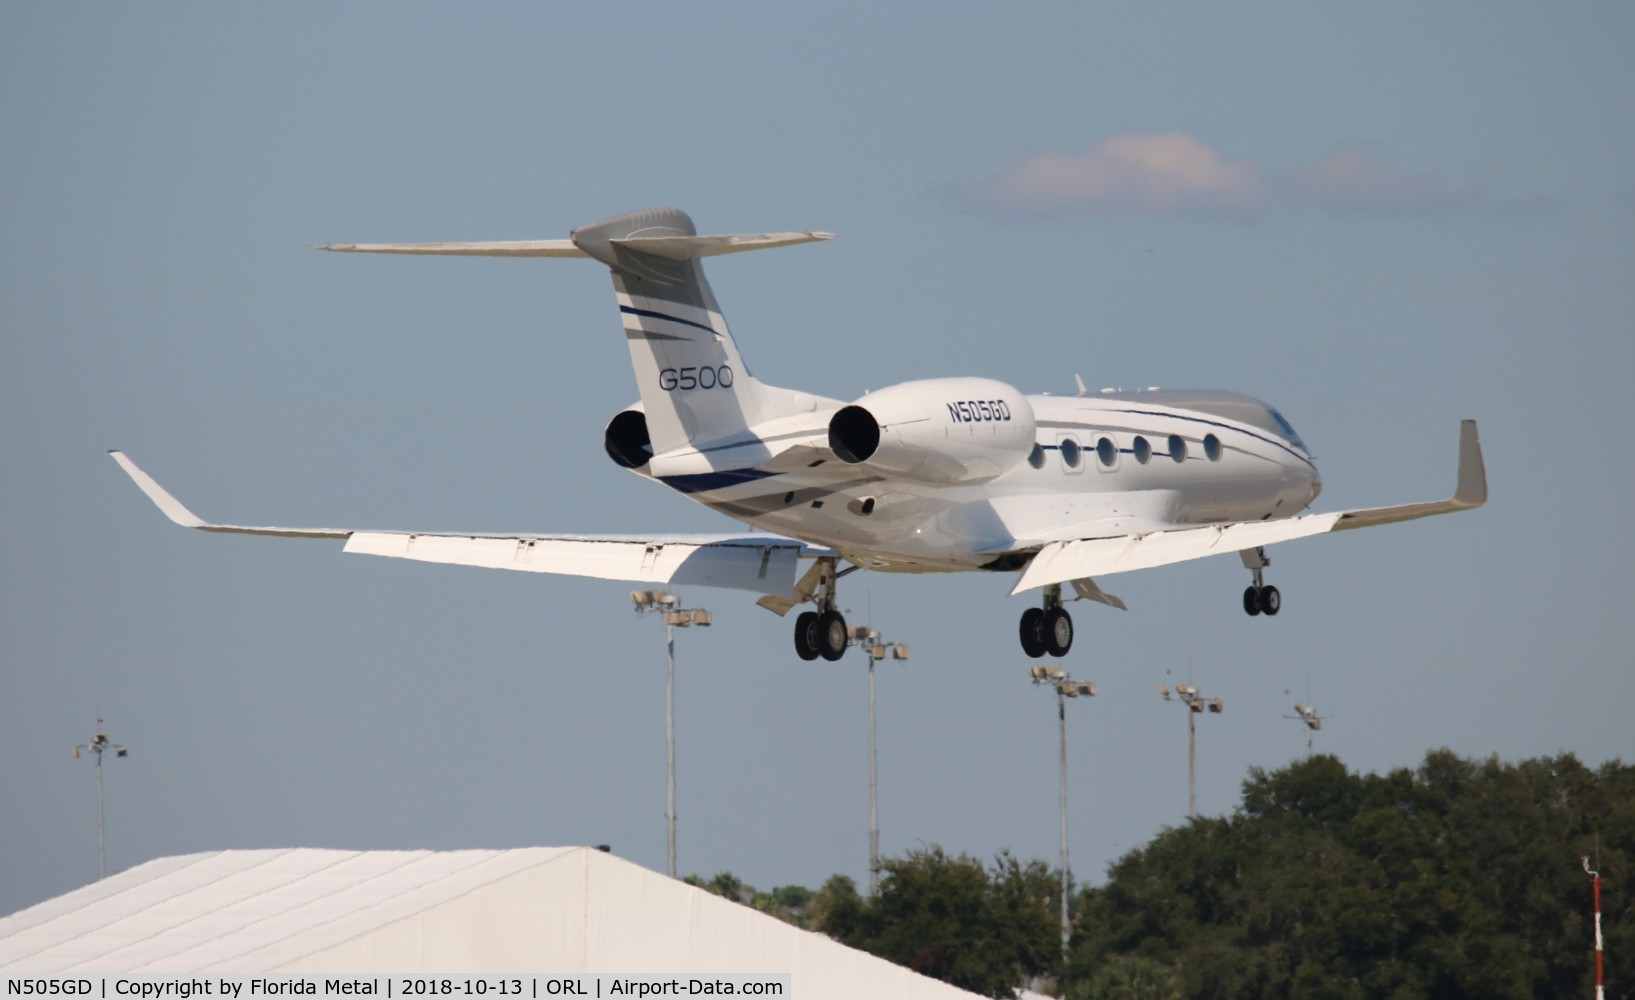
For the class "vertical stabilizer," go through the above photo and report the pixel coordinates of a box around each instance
[572,208,771,455]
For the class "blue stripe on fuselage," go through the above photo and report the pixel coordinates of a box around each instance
[658,468,778,494]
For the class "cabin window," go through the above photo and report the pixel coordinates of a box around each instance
[1096,437,1117,467]
[1168,435,1187,463]
[1060,438,1081,469]
[1132,436,1152,464]
[1204,433,1223,461]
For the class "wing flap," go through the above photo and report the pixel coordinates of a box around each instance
[1012,514,1345,594]
[344,532,800,594]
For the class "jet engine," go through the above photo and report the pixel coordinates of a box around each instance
[604,406,652,470]
[828,377,1036,484]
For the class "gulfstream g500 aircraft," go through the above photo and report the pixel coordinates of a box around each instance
[112,207,1486,661]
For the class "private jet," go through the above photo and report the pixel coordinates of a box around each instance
[112,207,1486,661]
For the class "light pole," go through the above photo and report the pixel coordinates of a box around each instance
[1158,684,1222,819]
[845,625,909,895]
[631,589,711,879]
[1029,665,1096,954]
[73,716,128,880]
[1283,701,1329,758]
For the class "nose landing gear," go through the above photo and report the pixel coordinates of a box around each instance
[1240,546,1281,617]
[1020,583,1074,658]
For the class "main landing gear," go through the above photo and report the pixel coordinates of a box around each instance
[1241,546,1281,617]
[793,558,853,661]
[1019,583,1074,658]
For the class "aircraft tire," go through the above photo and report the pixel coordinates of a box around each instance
[1019,608,1047,658]
[1044,607,1074,657]
[817,609,849,661]
[1260,585,1281,616]
[1243,587,1262,616]
[794,611,821,660]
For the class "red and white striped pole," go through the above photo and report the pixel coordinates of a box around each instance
[1585,857,1604,1000]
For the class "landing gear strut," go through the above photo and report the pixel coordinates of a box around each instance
[1240,547,1281,617]
[793,558,851,661]
[1020,583,1074,658]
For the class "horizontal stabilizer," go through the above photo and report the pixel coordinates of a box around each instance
[318,240,587,257]
[317,231,832,260]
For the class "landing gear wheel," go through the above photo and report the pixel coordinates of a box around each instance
[1260,585,1281,616]
[1019,608,1047,658]
[794,611,821,660]
[1243,586,1262,617]
[816,609,849,661]
[1043,606,1074,657]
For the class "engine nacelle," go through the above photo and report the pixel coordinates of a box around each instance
[828,377,1037,484]
[604,406,652,470]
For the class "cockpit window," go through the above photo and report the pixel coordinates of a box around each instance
[1268,408,1306,450]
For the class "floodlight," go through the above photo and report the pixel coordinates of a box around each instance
[1189,700,1203,713]
[658,592,679,607]
[1064,686,1079,698]
[631,590,648,608]
[691,609,712,627]
[870,644,886,660]
[1158,684,1169,698]
[1208,699,1224,714]
[892,643,909,660]
[1078,683,1097,697]
[1176,684,1196,696]
[664,610,691,626]
[1031,666,1050,681]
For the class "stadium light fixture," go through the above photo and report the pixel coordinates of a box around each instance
[632,590,711,878]
[1028,666,1097,955]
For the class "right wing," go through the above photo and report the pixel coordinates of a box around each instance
[1012,420,1486,595]
[109,451,816,596]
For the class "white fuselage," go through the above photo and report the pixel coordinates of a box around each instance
[629,389,1321,574]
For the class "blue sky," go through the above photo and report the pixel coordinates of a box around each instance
[4,2,1633,917]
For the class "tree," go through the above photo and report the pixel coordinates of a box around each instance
[1067,751,1635,999]
[815,846,1061,998]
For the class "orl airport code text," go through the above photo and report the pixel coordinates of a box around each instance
[7,979,787,999]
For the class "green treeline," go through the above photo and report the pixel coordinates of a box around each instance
[689,750,1633,999]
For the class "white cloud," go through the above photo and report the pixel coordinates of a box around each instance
[956,134,1534,219]
[961,133,1265,217]
[1276,146,1485,215]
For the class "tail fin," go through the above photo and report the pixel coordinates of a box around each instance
[570,208,826,454]
[321,207,831,456]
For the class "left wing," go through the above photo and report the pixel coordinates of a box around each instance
[1012,420,1486,594]
[109,451,814,596]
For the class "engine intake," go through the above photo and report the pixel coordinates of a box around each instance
[604,409,652,469]
[827,377,1036,484]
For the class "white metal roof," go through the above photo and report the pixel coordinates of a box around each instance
[0,847,982,998]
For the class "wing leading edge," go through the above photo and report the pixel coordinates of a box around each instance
[1012,420,1486,595]
[108,451,814,596]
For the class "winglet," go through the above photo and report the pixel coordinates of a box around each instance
[109,450,206,528]
[1454,418,1487,508]
[1333,419,1487,530]
[108,451,349,539]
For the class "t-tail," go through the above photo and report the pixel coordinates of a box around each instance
[320,207,832,456]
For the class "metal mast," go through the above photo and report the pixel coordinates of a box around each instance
[73,716,128,880]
